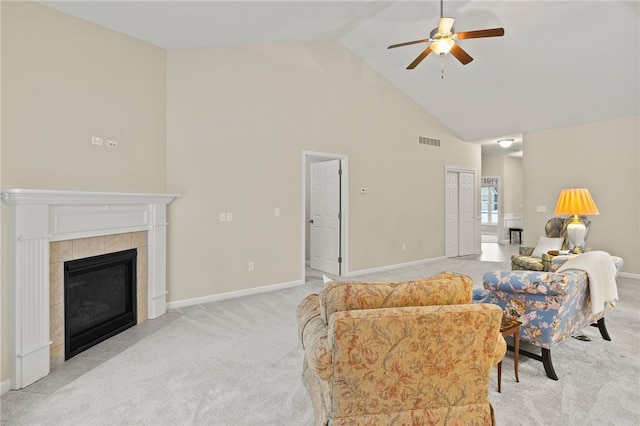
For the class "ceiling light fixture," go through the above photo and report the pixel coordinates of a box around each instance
[430,37,455,55]
[498,139,513,148]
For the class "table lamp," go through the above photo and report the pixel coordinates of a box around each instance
[554,188,599,253]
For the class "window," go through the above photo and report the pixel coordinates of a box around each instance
[481,177,499,225]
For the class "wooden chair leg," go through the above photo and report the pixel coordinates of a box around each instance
[512,346,559,380]
[517,319,611,382]
[591,318,611,341]
[541,348,558,381]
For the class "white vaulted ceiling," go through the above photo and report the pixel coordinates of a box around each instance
[38,1,640,152]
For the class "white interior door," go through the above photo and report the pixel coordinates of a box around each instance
[445,171,459,258]
[310,159,341,275]
[445,169,475,257]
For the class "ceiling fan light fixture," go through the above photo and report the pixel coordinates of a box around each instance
[386,0,505,70]
[431,38,455,55]
[498,139,514,148]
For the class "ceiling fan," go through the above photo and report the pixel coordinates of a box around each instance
[388,0,504,69]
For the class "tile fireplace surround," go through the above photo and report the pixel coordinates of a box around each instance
[1,189,177,390]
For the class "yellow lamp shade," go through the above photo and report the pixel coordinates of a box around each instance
[554,188,600,216]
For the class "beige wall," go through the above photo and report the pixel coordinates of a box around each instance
[1,2,167,191]
[481,155,523,228]
[166,43,480,302]
[1,2,166,385]
[503,157,523,214]
[522,115,640,274]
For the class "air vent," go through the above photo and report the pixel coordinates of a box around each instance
[419,136,441,147]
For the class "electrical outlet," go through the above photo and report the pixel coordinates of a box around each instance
[248,262,254,271]
[536,205,547,213]
[402,243,406,251]
[275,208,280,217]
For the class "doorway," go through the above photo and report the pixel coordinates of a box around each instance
[481,176,500,239]
[445,167,476,257]
[302,152,349,280]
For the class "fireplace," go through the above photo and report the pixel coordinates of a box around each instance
[64,249,138,359]
[1,189,177,390]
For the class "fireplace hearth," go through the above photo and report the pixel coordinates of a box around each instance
[65,249,138,359]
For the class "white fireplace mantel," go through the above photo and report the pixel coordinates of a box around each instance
[2,188,178,389]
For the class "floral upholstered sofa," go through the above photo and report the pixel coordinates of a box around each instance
[296,271,506,426]
[476,253,623,380]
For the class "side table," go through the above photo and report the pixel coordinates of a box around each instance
[498,317,521,393]
[508,227,523,244]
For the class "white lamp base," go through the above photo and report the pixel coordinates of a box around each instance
[566,221,587,253]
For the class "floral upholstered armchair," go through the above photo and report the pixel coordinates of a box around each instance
[477,254,623,380]
[297,272,506,426]
[511,216,591,271]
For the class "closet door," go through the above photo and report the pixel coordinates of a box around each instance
[445,171,459,258]
[458,172,474,256]
[445,169,475,257]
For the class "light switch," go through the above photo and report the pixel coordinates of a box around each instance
[536,205,547,213]
[275,208,280,217]
[219,213,226,222]
[226,212,233,222]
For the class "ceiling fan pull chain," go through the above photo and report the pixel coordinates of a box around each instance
[441,55,445,79]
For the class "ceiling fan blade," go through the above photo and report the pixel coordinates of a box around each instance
[388,38,430,49]
[450,43,473,65]
[456,27,505,40]
[438,17,455,34]
[407,46,433,69]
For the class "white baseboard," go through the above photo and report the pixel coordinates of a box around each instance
[619,271,640,280]
[166,279,304,310]
[1,379,11,395]
[346,257,447,277]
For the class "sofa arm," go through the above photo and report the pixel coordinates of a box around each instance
[297,294,333,382]
[327,304,504,420]
[482,270,576,296]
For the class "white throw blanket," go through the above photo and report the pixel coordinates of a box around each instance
[556,251,618,315]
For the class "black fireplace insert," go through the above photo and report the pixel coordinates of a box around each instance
[64,248,137,359]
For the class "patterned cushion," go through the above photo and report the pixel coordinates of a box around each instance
[511,255,544,271]
[318,271,473,324]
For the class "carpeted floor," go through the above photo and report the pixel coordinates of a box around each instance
[1,244,639,425]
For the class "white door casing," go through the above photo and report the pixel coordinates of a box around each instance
[309,159,341,275]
